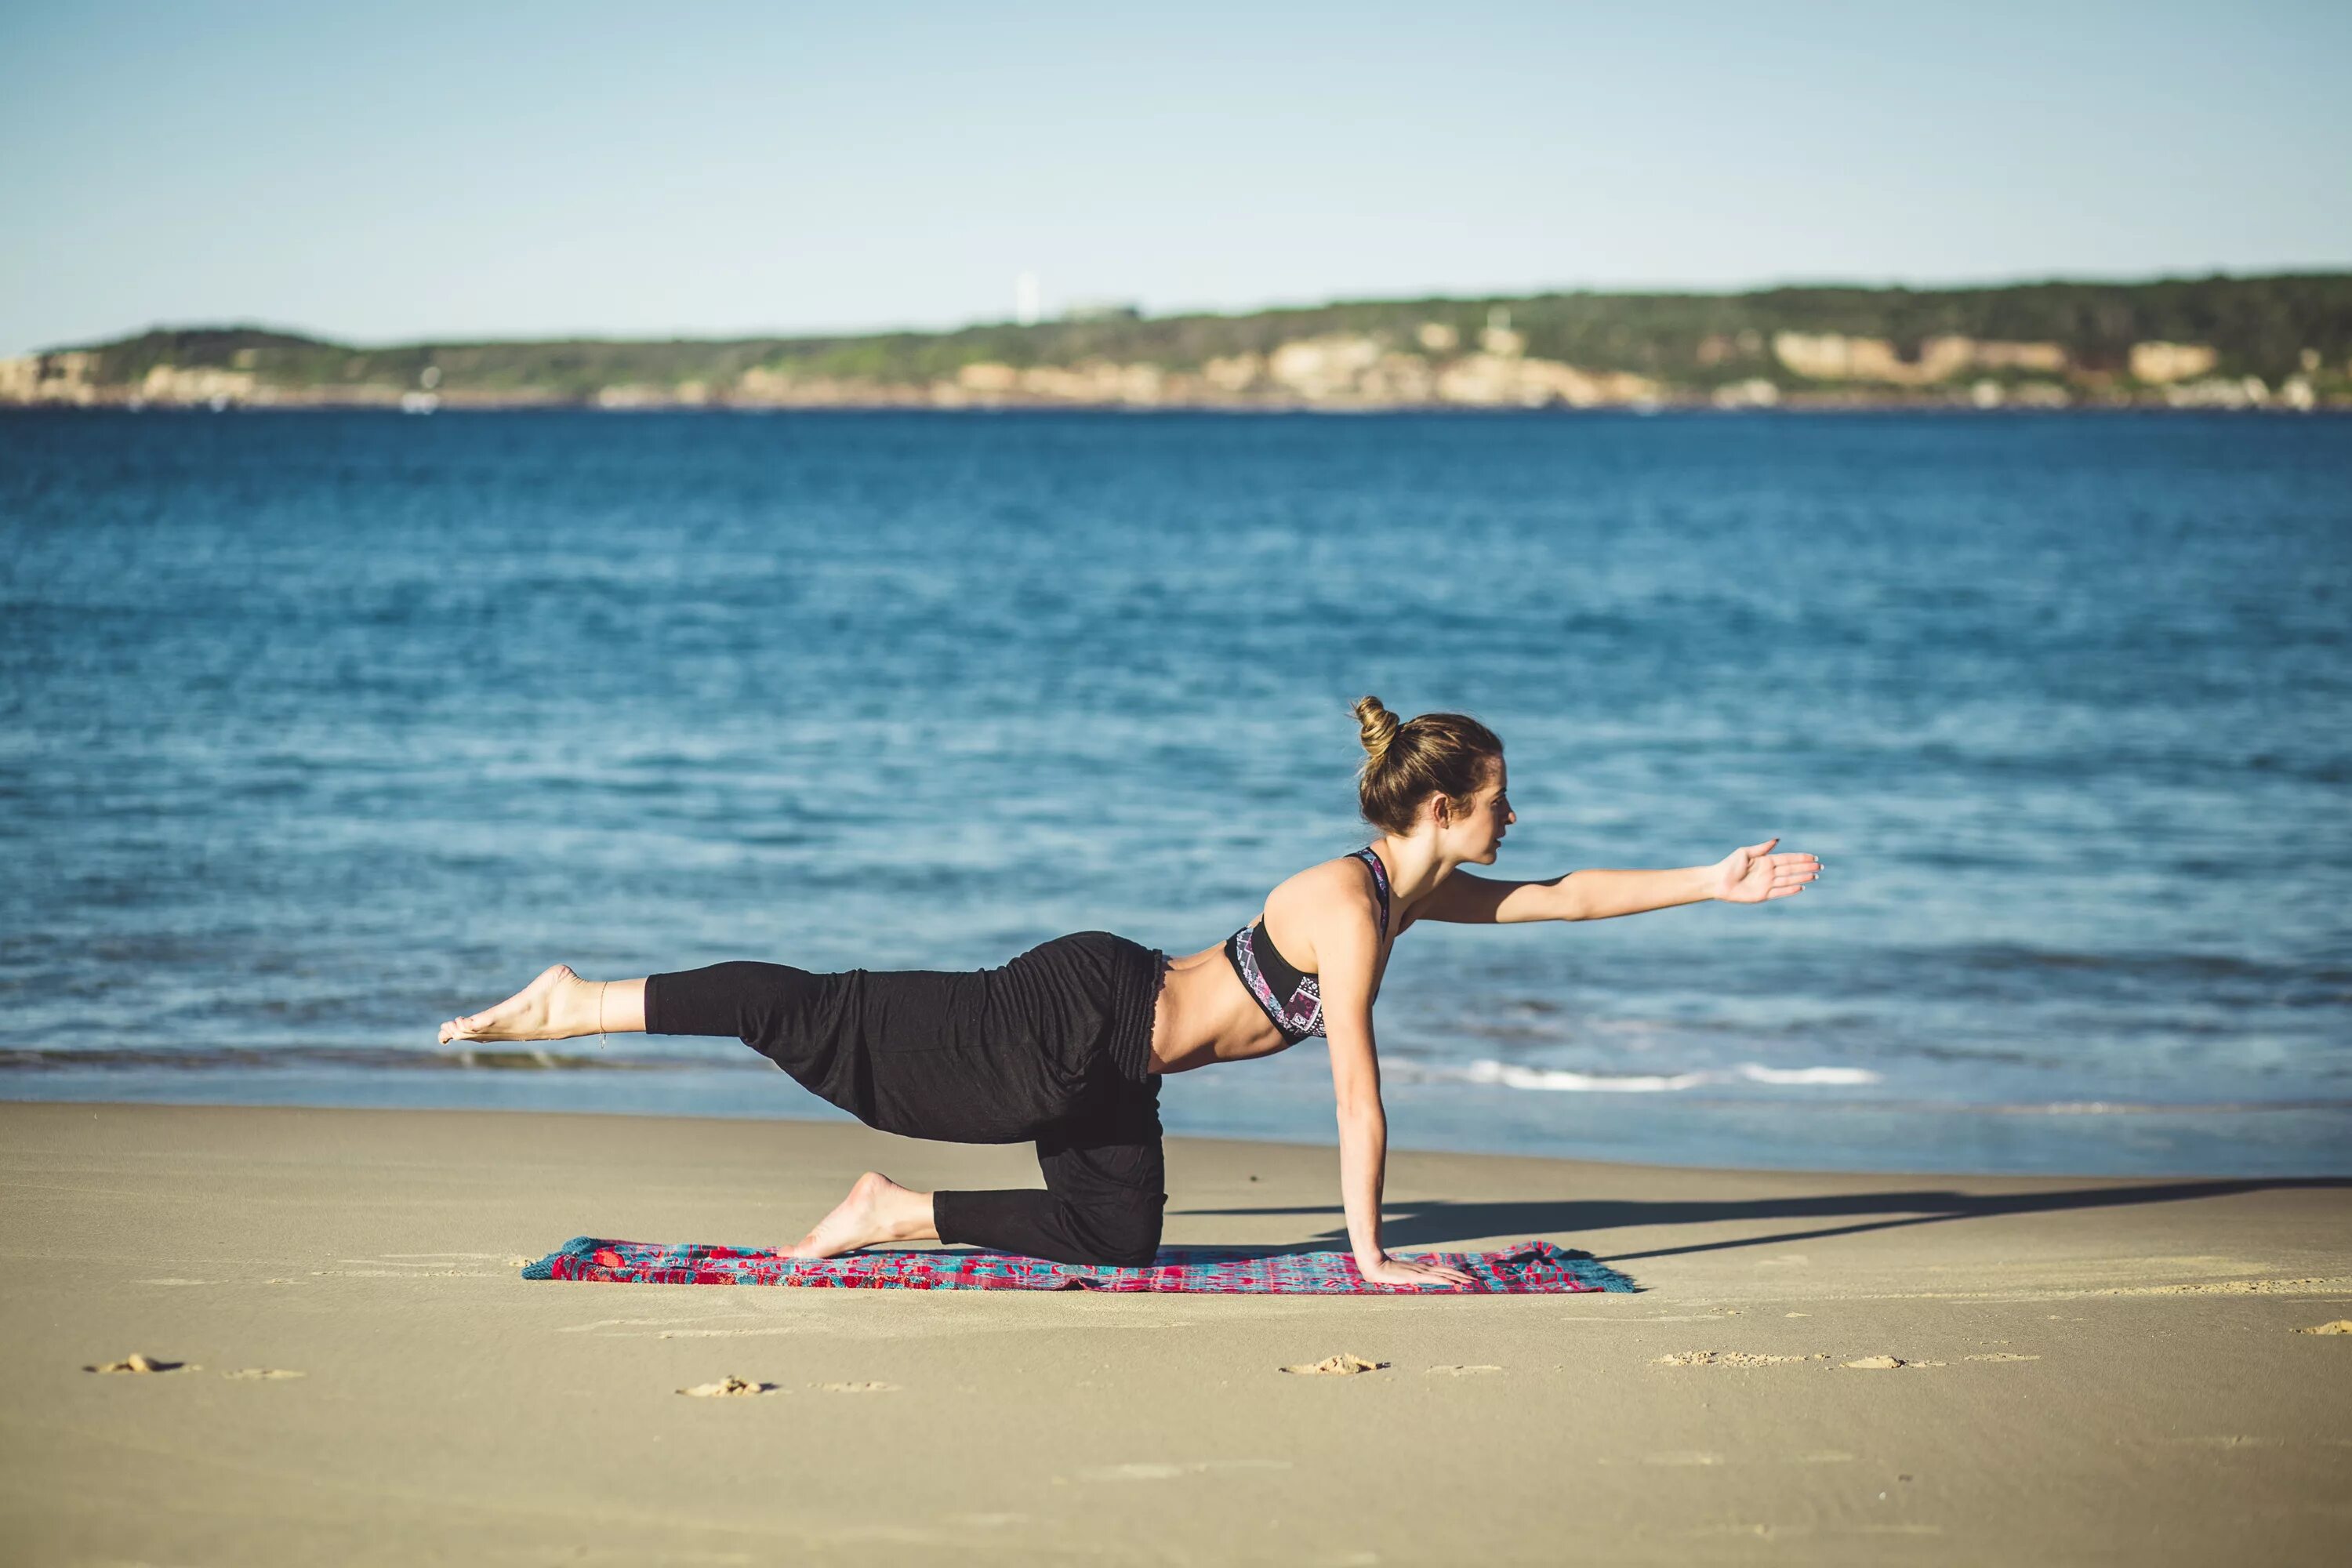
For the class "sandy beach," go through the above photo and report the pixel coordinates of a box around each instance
[3,1101,2348,1565]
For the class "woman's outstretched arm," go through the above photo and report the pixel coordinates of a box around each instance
[1414,838,1820,924]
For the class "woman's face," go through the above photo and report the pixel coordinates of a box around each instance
[1439,758,1514,863]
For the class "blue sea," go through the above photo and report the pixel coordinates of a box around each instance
[4,408,2347,1175]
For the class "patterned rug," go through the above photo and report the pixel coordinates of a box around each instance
[521,1237,1634,1294]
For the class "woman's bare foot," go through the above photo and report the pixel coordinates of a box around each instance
[783,1171,937,1259]
[439,964,597,1045]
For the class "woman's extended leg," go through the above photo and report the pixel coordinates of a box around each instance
[438,966,645,1046]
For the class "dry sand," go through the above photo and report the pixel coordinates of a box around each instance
[2,1101,2348,1565]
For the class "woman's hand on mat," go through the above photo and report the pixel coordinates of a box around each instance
[1357,1253,1475,1290]
[1712,837,1820,904]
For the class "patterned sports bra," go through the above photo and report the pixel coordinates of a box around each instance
[1223,847,1394,1044]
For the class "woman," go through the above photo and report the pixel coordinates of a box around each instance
[439,697,1820,1288]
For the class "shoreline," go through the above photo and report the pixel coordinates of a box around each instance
[6,1101,2347,1563]
[9,1065,2350,1181]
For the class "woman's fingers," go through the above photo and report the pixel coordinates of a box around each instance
[1396,1258,1475,1287]
[1381,1248,1479,1285]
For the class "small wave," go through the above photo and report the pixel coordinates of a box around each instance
[1408,1058,1882,1094]
[1737,1064,1881,1086]
[1462,1062,1715,1093]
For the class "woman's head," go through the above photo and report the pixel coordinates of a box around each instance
[1352,695,1510,858]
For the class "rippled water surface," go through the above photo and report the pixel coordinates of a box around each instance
[4,408,2347,1174]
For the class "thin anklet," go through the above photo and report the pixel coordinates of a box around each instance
[597,981,609,1051]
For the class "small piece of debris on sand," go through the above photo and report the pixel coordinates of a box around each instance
[1426,1364,1503,1376]
[1843,1356,1907,1370]
[2295,1320,2352,1334]
[85,1353,191,1374]
[223,1368,307,1380]
[1657,1351,1829,1368]
[677,1377,781,1397]
[1279,1354,1388,1376]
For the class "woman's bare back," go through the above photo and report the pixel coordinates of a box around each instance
[1147,852,1402,1074]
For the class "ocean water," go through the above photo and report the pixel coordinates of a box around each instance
[4,408,2347,1176]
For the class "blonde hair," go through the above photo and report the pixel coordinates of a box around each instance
[1351,695,1504,836]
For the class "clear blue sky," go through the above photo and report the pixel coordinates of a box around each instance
[3,1,2347,355]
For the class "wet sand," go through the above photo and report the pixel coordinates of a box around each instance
[3,1101,2348,1565]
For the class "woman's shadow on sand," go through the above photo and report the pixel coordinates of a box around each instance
[1171,1178,2352,1264]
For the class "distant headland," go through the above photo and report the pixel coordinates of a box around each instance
[7,274,2348,412]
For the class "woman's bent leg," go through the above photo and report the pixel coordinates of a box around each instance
[932,1078,1166,1268]
[785,1171,942,1259]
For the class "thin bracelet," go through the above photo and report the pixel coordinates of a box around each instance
[597,980,609,1050]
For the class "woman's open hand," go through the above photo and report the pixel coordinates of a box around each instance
[1712,837,1820,904]
[1357,1253,1477,1290]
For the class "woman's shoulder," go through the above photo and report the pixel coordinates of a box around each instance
[1264,849,1385,920]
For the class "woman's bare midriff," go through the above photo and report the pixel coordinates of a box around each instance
[1144,930,1392,1076]
[1144,939,1285,1075]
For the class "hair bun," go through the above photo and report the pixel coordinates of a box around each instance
[1352,695,1400,769]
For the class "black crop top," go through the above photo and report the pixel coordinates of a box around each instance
[1221,847,1393,1044]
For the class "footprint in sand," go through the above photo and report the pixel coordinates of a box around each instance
[1279,1354,1387,1376]
[677,1377,782,1397]
[85,1353,195,1374]
[223,1368,307,1381]
[815,1381,900,1393]
[2294,1319,2352,1334]
[1426,1364,1503,1376]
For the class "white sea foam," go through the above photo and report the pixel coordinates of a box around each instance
[1735,1064,1882,1086]
[1461,1061,1716,1093]
[1417,1058,1883,1094]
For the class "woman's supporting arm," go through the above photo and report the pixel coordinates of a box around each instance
[1334,1095,1388,1265]
[1317,888,1391,1265]
[1316,870,1474,1289]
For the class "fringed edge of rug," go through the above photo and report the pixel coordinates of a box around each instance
[1552,1250,1637,1293]
[521,1236,596,1281]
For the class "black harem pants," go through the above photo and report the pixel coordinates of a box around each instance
[643,930,1169,1268]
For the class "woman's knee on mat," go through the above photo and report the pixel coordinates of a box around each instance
[1069,1190,1164,1268]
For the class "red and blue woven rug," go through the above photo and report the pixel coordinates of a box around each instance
[521,1237,1632,1294]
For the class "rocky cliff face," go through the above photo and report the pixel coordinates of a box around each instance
[10,285,2348,412]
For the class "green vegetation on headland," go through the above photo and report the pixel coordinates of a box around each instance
[9,273,2350,412]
